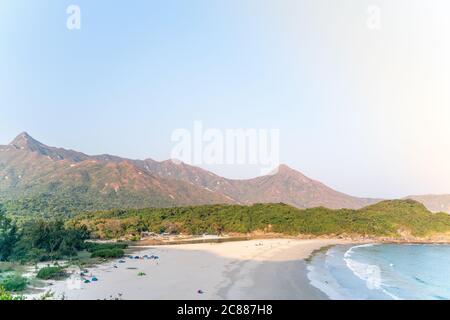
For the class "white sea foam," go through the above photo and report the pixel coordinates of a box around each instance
[343,244,400,300]
[343,243,376,258]
[308,244,450,300]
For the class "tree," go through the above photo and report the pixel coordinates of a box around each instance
[11,218,90,262]
[0,204,18,261]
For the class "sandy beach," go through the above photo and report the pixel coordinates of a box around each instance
[28,239,349,300]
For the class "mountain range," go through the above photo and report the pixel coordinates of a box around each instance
[0,132,448,215]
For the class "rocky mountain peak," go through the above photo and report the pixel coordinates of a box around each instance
[9,132,45,151]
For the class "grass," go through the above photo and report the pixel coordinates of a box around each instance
[0,262,14,274]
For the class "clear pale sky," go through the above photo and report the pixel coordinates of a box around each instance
[1,1,449,199]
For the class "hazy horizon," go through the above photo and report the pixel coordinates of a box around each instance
[1,1,450,199]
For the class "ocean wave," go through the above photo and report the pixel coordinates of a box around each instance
[308,244,450,300]
[343,243,377,259]
[344,244,400,300]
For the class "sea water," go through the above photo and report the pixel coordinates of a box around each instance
[307,244,450,300]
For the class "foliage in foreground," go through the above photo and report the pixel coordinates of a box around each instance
[0,285,24,300]
[70,200,450,239]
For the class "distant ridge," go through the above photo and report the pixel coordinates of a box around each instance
[405,195,450,214]
[0,132,382,215]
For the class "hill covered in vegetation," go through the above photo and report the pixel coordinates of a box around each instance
[70,200,450,240]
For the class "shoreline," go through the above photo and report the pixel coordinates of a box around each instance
[134,232,450,247]
[215,239,342,300]
[306,242,450,300]
[25,238,350,300]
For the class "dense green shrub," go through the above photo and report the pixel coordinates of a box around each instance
[36,266,67,280]
[90,249,124,258]
[1,274,28,292]
[84,242,128,253]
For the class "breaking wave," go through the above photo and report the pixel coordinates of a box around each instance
[343,244,400,300]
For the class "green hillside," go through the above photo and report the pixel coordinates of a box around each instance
[2,188,174,219]
[70,200,450,240]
